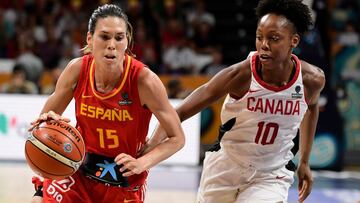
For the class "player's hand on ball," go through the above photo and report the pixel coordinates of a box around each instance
[28,110,70,131]
[114,153,146,177]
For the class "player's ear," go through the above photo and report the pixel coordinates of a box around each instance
[291,34,300,48]
[86,32,93,48]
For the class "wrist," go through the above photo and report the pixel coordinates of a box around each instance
[138,155,153,171]
[299,160,309,166]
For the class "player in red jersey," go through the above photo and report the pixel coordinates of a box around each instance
[29,4,185,203]
[145,0,325,202]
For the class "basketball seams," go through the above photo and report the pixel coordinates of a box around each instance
[38,126,85,159]
[27,132,82,170]
[25,141,75,177]
[25,121,85,180]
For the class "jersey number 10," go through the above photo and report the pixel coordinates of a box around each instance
[255,122,279,145]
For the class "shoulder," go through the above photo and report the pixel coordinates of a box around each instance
[138,66,159,82]
[57,57,83,87]
[300,60,325,105]
[212,58,251,96]
[137,66,168,107]
[137,66,164,93]
[63,57,83,78]
[215,58,251,84]
[300,60,325,92]
[67,57,83,69]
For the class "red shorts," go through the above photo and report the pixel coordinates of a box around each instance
[42,172,146,203]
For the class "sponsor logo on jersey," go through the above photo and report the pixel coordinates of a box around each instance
[291,85,303,99]
[95,160,118,181]
[51,177,75,192]
[47,177,75,202]
[118,92,132,106]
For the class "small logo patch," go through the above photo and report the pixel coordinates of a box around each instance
[118,92,132,106]
[63,143,72,153]
[291,85,303,99]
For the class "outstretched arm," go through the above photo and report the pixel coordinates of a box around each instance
[29,58,81,130]
[115,67,185,176]
[298,64,325,202]
[143,60,251,154]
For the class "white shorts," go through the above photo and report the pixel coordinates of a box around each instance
[197,149,294,203]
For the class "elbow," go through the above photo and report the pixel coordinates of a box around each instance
[175,133,186,151]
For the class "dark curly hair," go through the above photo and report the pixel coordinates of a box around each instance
[255,0,313,34]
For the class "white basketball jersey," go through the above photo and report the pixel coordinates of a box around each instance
[220,52,308,170]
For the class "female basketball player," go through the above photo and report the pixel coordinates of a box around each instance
[29,4,185,203]
[146,0,325,202]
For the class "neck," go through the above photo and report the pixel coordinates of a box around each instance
[94,62,123,93]
[259,58,295,87]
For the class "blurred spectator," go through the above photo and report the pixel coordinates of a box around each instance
[337,21,359,46]
[163,37,196,74]
[41,67,62,95]
[16,33,44,85]
[126,0,143,24]
[200,48,226,75]
[166,79,191,99]
[186,0,215,39]
[36,16,61,70]
[132,20,159,72]
[161,17,185,49]
[2,63,38,94]
[190,15,217,54]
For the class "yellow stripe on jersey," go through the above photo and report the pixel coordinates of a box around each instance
[89,55,131,100]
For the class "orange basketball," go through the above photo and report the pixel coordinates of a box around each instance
[25,120,85,180]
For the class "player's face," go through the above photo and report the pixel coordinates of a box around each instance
[255,14,299,66]
[87,16,128,68]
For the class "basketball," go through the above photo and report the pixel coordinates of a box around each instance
[25,120,85,180]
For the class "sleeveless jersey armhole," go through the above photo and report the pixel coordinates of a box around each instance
[73,55,91,98]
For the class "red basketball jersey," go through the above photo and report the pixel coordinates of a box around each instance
[73,54,152,186]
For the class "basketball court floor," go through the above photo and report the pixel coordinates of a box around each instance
[1,162,359,203]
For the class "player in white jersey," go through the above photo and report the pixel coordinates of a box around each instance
[145,0,325,202]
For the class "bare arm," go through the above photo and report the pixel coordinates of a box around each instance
[145,60,251,151]
[298,62,325,202]
[115,67,185,176]
[29,58,81,129]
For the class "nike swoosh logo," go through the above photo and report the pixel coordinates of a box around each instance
[248,89,261,93]
[81,93,93,98]
[276,175,286,179]
[124,199,137,203]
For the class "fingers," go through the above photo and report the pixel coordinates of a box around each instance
[122,170,136,177]
[114,153,142,177]
[46,111,70,122]
[298,179,312,202]
[28,111,70,132]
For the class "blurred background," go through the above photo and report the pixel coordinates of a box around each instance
[0,0,359,202]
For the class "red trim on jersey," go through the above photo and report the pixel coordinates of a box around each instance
[89,55,131,100]
[251,53,300,92]
[229,93,241,100]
